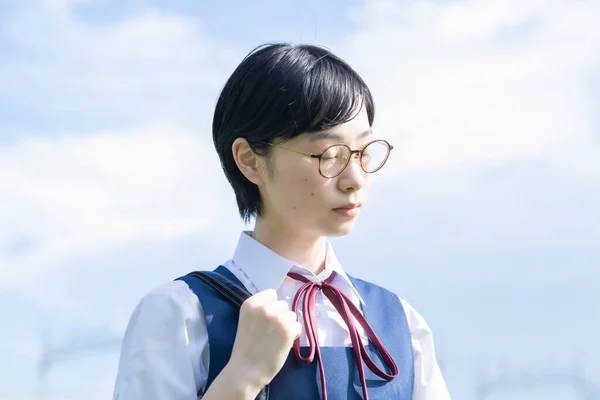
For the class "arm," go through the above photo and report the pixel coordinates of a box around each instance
[112,282,206,400]
[201,363,264,399]
[203,288,301,399]
[399,298,452,400]
[113,283,299,400]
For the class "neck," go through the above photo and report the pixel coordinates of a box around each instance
[252,216,327,275]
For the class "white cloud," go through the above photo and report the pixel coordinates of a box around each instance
[1,2,599,399]
[0,1,244,308]
[338,0,600,173]
[0,126,232,288]
[333,0,600,252]
[0,1,240,130]
[1,0,598,308]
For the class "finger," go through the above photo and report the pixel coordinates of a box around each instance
[257,300,289,320]
[272,300,291,313]
[245,288,277,307]
[293,321,302,340]
[281,312,301,334]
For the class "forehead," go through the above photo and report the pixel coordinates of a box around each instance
[308,106,371,142]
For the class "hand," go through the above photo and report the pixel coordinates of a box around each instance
[227,288,302,390]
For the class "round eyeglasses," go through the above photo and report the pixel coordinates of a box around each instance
[260,139,393,178]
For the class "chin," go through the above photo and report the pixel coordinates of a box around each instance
[322,219,358,237]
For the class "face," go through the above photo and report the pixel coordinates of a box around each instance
[258,106,374,238]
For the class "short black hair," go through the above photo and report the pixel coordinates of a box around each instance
[212,43,375,222]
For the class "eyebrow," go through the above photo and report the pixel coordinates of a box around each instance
[309,128,373,142]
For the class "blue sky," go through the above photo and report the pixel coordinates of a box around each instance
[1,0,599,399]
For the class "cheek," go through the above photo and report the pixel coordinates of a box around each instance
[270,154,327,215]
[286,176,325,213]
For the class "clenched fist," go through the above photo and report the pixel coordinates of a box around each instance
[227,288,302,389]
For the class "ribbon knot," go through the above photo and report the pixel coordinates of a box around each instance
[287,271,398,400]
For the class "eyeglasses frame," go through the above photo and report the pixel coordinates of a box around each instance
[258,139,394,178]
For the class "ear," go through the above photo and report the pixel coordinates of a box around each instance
[232,138,265,186]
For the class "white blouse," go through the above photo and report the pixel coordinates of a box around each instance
[113,231,451,399]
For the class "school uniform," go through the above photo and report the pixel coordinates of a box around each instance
[112,231,451,399]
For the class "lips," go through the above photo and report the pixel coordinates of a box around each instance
[332,203,361,217]
[333,203,360,210]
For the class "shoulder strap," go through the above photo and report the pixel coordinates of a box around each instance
[186,270,252,307]
[185,270,270,400]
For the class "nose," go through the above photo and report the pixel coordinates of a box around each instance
[336,154,367,192]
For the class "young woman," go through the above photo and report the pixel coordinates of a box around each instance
[113,43,450,400]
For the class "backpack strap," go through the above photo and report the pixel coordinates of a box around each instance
[187,270,252,307]
[185,270,270,400]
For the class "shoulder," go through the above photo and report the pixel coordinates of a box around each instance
[119,279,207,375]
[396,297,434,341]
[137,279,198,309]
[115,280,208,399]
[126,279,203,330]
